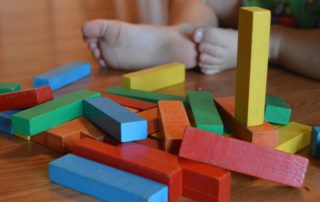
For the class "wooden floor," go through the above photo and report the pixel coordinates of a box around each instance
[0,0,320,201]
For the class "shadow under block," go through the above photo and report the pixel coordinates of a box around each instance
[235,7,271,126]
[104,86,186,104]
[137,107,159,135]
[215,97,278,148]
[49,154,168,202]
[0,86,53,111]
[158,101,190,154]
[265,95,292,125]
[12,90,100,136]
[276,122,311,154]
[33,61,91,91]
[187,91,224,134]
[102,92,156,110]
[179,127,309,187]
[0,110,19,134]
[0,82,21,94]
[83,97,147,142]
[179,158,231,202]
[73,138,182,202]
[122,63,185,91]
[309,127,320,158]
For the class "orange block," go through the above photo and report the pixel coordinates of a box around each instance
[215,97,278,148]
[137,107,159,134]
[80,127,105,142]
[158,101,190,154]
[31,132,47,146]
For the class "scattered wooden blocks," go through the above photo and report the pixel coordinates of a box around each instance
[158,101,190,154]
[12,90,100,136]
[187,91,224,134]
[215,97,278,148]
[276,122,311,154]
[49,154,168,202]
[265,95,292,125]
[235,7,271,126]
[73,138,182,202]
[0,86,53,111]
[122,63,185,91]
[0,110,19,135]
[84,97,147,142]
[137,107,159,135]
[33,61,91,91]
[309,127,320,158]
[179,127,309,188]
[0,82,21,94]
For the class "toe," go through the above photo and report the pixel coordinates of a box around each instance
[82,19,113,38]
[199,43,226,58]
[193,28,204,43]
[199,54,222,66]
[93,49,101,59]
[99,59,108,68]
[199,66,222,75]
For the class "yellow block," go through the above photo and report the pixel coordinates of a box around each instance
[15,133,31,141]
[122,63,185,92]
[276,122,311,154]
[235,7,271,126]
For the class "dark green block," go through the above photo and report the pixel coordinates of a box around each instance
[265,95,291,125]
[12,90,100,136]
[104,86,186,104]
[187,91,224,135]
[0,83,21,94]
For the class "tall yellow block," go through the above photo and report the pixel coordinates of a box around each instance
[122,63,185,92]
[235,7,271,126]
[276,122,311,154]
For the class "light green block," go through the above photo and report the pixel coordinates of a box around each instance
[265,95,291,125]
[0,83,21,94]
[12,90,100,136]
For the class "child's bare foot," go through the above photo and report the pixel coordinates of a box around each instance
[194,27,238,75]
[82,19,197,70]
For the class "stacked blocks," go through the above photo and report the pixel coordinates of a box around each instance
[309,127,320,158]
[265,95,292,125]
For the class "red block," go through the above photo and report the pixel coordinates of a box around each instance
[101,92,156,110]
[0,86,53,111]
[73,138,182,202]
[179,158,231,202]
[137,107,159,134]
[136,137,162,150]
[179,127,309,188]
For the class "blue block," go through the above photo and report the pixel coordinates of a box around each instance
[49,154,168,202]
[309,127,320,158]
[0,110,19,135]
[33,61,91,91]
[84,97,147,142]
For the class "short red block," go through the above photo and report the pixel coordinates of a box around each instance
[179,127,309,188]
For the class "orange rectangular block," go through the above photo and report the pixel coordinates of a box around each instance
[80,127,105,142]
[158,101,190,154]
[137,107,159,134]
[31,132,47,146]
[215,97,278,148]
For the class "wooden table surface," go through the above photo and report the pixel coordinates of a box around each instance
[0,0,319,201]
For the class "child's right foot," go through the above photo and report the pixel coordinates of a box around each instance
[82,20,197,70]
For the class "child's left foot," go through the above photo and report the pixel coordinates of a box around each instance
[194,27,238,75]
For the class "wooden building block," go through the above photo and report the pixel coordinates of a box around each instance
[12,90,100,136]
[215,97,278,148]
[137,107,159,135]
[15,133,31,141]
[73,138,182,202]
[309,127,320,158]
[179,158,231,202]
[136,138,162,150]
[235,7,271,126]
[84,97,147,142]
[0,86,53,112]
[80,128,105,142]
[0,82,21,94]
[101,92,156,110]
[49,154,168,202]
[187,91,224,134]
[0,110,19,135]
[124,106,139,113]
[156,83,186,97]
[179,127,309,188]
[265,95,292,125]
[104,86,186,104]
[122,63,185,91]
[276,122,311,154]
[31,132,47,146]
[33,61,91,91]
[158,101,190,154]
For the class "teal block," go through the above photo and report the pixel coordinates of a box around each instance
[0,83,21,94]
[265,95,291,125]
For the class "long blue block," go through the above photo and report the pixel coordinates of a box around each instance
[49,154,168,202]
[309,127,320,158]
[0,110,19,135]
[84,97,147,142]
[33,61,91,91]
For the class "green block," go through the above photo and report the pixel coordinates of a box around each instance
[0,83,21,94]
[187,91,224,135]
[12,90,100,136]
[104,86,186,104]
[265,95,291,125]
